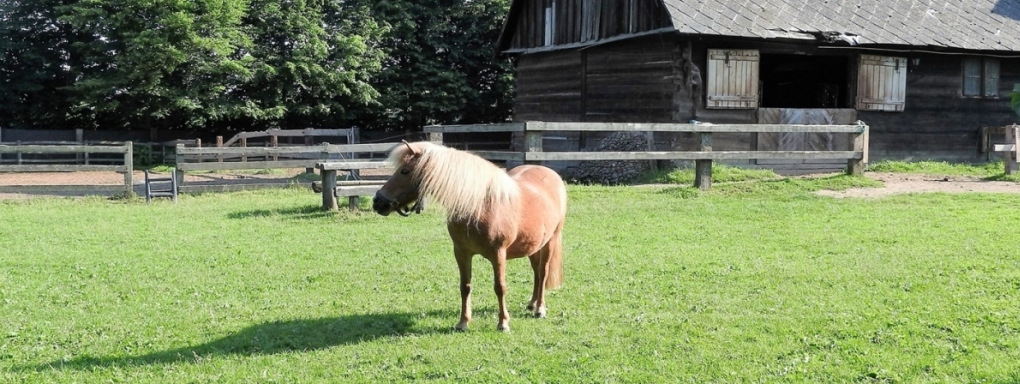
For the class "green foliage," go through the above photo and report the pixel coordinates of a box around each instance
[2,186,1020,382]
[1011,83,1020,119]
[355,0,514,130]
[0,1,511,132]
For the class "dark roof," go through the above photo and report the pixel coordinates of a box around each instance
[662,0,1020,51]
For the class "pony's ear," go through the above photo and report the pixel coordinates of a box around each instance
[401,140,420,156]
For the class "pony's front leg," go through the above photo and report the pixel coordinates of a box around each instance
[492,248,510,332]
[455,247,473,331]
[527,252,548,318]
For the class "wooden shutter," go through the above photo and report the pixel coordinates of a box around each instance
[857,55,907,111]
[706,49,759,109]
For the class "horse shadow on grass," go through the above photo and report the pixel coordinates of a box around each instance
[18,311,453,372]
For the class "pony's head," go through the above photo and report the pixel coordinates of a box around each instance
[373,140,520,222]
[373,140,428,216]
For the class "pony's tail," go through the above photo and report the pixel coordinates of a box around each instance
[545,226,564,289]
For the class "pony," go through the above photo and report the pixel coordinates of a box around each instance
[373,141,567,332]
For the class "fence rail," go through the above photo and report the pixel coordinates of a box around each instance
[0,141,134,196]
[175,142,398,194]
[425,121,869,190]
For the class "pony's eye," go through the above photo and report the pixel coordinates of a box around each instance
[400,168,411,175]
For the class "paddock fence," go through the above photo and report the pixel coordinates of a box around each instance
[424,121,869,190]
[175,142,394,194]
[0,141,134,195]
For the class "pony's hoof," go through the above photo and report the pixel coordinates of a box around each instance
[526,303,535,311]
[455,321,469,332]
[496,322,510,332]
[534,306,547,318]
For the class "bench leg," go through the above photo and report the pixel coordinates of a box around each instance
[349,196,360,212]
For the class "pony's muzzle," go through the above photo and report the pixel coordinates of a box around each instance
[372,191,394,216]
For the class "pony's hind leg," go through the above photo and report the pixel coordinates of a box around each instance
[454,247,473,331]
[527,252,547,317]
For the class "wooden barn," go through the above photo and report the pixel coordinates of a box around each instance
[495,0,1020,170]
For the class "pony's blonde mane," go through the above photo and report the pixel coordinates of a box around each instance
[389,142,520,222]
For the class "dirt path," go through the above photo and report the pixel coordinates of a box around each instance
[814,172,1020,198]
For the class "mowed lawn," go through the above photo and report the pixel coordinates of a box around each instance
[2,177,1020,383]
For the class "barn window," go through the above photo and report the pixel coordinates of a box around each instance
[963,58,1000,98]
[856,55,907,112]
[706,49,760,109]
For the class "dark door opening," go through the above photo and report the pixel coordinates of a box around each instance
[760,54,851,108]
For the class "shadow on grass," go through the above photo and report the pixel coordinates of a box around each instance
[19,311,452,372]
[227,204,338,220]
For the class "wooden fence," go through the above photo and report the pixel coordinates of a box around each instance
[991,125,1019,175]
[175,142,395,193]
[0,142,134,195]
[424,121,869,190]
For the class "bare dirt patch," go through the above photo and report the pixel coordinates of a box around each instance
[815,172,1020,198]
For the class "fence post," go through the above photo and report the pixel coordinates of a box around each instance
[76,128,84,164]
[694,131,712,190]
[304,128,315,174]
[270,135,278,161]
[428,130,443,145]
[322,169,338,211]
[1007,126,1019,175]
[240,137,247,162]
[216,136,224,162]
[175,143,186,185]
[524,122,543,165]
[847,122,868,176]
[16,140,22,165]
[124,141,134,197]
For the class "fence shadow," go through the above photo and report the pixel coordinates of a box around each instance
[18,311,452,372]
[227,205,337,220]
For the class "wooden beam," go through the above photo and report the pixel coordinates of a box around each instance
[0,144,130,154]
[177,160,321,171]
[471,151,526,162]
[523,151,863,161]
[523,122,866,133]
[423,123,526,133]
[176,142,396,156]
[315,161,391,171]
[0,164,128,172]
[0,185,127,194]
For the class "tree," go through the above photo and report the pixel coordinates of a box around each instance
[235,0,384,129]
[0,0,87,129]
[357,0,514,131]
[54,0,260,130]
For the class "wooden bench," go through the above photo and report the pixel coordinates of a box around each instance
[315,160,393,211]
[992,125,1019,175]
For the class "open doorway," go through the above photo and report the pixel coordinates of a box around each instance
[759,54,851,108]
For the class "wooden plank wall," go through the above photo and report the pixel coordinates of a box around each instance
[584,38,674,123]
[860,54,1020,162]
[510,0,671,49]
[514,50,584,122]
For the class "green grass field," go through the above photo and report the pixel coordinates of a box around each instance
[2,168,1020,383]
